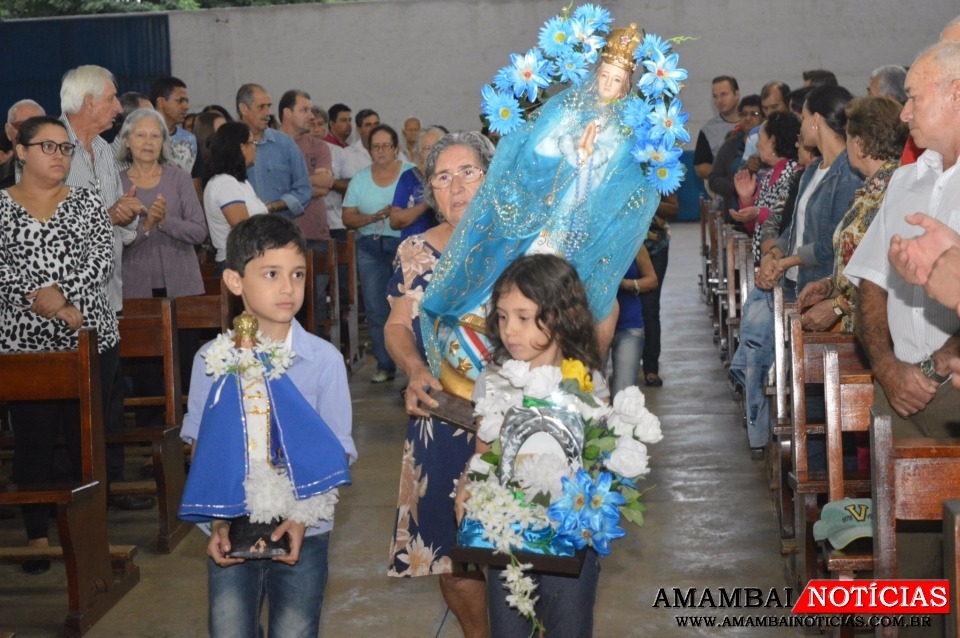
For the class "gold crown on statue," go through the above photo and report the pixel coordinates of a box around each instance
[601,23,642,72]
[233,313,259,347]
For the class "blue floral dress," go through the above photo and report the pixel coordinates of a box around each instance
[387,235,476,577]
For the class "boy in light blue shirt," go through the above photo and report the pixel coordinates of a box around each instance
[180,214,356,637]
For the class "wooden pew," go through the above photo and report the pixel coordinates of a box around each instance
[724,232,753,363]
[819,345,874,585]
[768,286,800,548]
[708,212,723,338]
[943,499,960,638]
[167,289,230,333]
[699,196,713,303]
[785,313,869,588]
[0,330,139,636]
[112,298,191,553]
[713,222,733,353]
[871,411,960,637]
[337,231,361,371]
[310,241,341,350]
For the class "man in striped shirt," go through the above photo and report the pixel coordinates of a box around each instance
[60,64,154,511]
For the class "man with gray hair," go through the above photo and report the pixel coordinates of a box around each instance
[1,98,44,188]
[867,65,908,103]
[60,64,154,511]
[845,43,960,628]
[236,83,311,218]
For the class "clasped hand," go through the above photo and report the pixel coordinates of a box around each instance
[797,279,832,312]
[110,185,145,227]
[878,359,940,419]
[755,253,785,290]
[143,194,166,232]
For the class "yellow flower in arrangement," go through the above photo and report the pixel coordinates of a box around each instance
[561,359,594,392]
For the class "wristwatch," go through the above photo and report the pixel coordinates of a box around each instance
[919,356,949,384]
[831,297,844,316]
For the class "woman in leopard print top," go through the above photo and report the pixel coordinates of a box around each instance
[0,116,119,573]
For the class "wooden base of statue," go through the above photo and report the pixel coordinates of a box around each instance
[227,516,290,559]
[424,389,477,433]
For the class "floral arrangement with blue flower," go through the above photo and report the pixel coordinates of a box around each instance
[480,2,690,195]
[460,358,662,625]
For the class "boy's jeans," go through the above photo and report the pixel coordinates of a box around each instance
[208,531,330,638]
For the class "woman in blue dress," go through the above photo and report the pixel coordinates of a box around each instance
[385,132,495,637]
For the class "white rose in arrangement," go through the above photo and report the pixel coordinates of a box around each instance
[500,359,531,388]
[633,409,663,444]
[604,437,650,478]
[468,453,493,476]
[476,411,506,443]
[576,397,613,422]
[605,412,636,438]
[612,386,647,424]
[524,365,563,399]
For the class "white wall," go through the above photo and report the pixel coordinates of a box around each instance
[169,0,958,146]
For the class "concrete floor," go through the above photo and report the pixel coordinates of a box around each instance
[0,223,799,637]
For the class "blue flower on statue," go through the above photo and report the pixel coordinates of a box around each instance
[555,50,590,85]
[639,49,688,99]
[493,65,516,95]
[648,161,684,196]
[506,49,553,102]
[569,18,606,64]
[632,142,678,167]
[647,98,690,148]
[622,98,654,138]
[636,33,672,63]
[538,16,575,58]
[571,3,613,35]
[481,85,522,135]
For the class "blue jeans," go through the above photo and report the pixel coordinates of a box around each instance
[208,532,330,638]
[729,286,783,448]
[609,327,645,395]
[355,235,400,372]
[487,550,600,638]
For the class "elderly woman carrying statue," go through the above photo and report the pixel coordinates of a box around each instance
[421,14,688,398]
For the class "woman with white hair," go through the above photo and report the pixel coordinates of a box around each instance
[118,108,207,299]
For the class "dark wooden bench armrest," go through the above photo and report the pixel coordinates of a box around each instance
[0,480,99,505]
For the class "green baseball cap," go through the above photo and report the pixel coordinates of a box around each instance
[813,498,873,549]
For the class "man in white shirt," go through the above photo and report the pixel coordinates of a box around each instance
[325,108,375,240]
[61,65,154,510]
[845,41,960,438]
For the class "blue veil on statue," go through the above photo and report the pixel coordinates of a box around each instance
[420,17,687,398]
